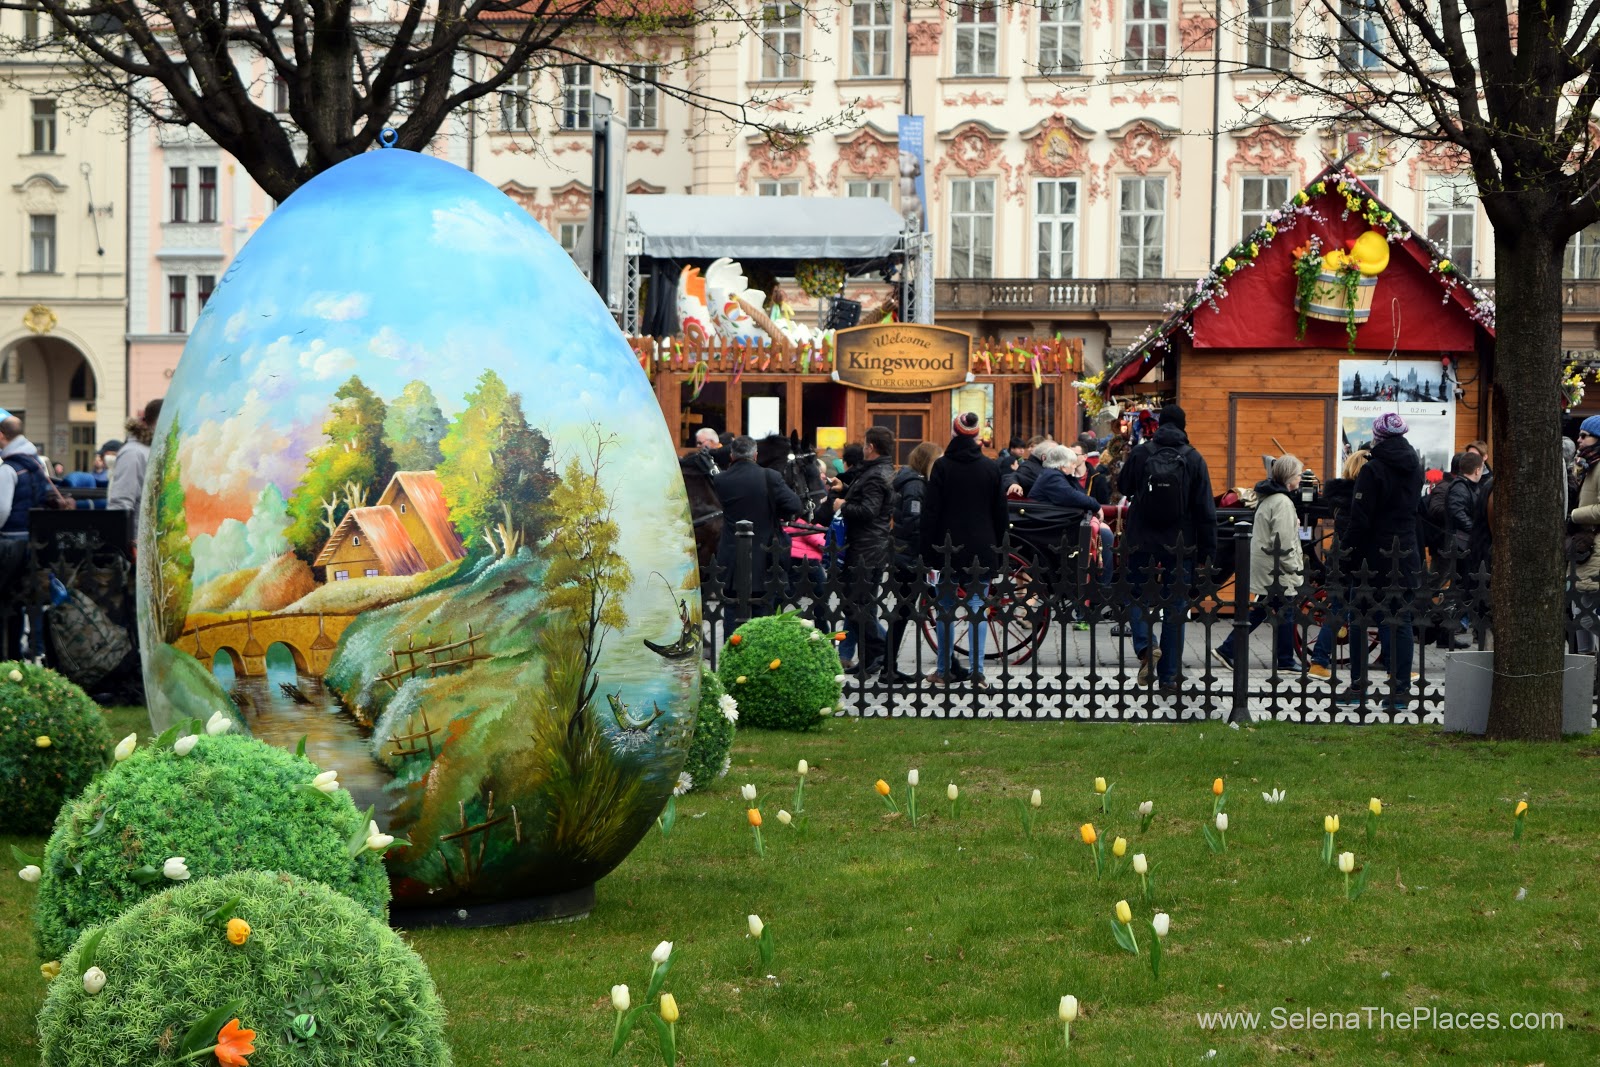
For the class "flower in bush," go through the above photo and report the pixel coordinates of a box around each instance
[40,961,60,980]
[227,918,252,945]
[36,870,450,1067]
[679,669,736,795]
[174,735,199,757]
[81,967,106,995]
[205,711,233,736]
[36,735,52,748]
[19,864,42,883]
[0,662,113,834]
[32,733,389,961]
[113,734,137,762]
[718,613,842,730]
[312,770,340,793]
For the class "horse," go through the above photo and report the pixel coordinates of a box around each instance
[757,432,828,524]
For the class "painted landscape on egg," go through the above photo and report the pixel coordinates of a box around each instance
[136,151,700,905]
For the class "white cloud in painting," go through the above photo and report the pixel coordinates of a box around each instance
[224,309,251,343]
[431,198,551,262]
[304,292,371,321]
[298,339,358,381]
[179,389,304,501]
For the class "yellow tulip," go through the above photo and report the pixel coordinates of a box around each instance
[769,658,781,670]
[660,993,680,1023]
[1093,777,1107,794]
[40,961,60,980]
[747,808,762,827]
[875,779,891,797]
[1515,801,1528,817]
[35,735,51,748]
[1080,823,1097,845]
[1112,836,1127,858]
[1325,815,1340,834]
[1115,900,1133,925]
[1369,798,1382,816]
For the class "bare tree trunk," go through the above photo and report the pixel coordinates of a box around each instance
[1486,215,1567,740]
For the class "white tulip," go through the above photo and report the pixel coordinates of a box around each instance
[7,668,21,682]
[162,857,190,881]
[611,984,630,1012]
[205,711,232,736]
[312,770,339,793]
[741,783,757,802]
[834,674,847,683]
[1216,813,1229,832]
[652,941,673,965]
[1030,789,1042,808]
[113,733,137,762]
[1138,800,1153,816]
[777,810,792,825]
[173,734,199,757]
[748,914,764,938]
[1152,913,1171,937]
[1132,853,1148,875]
[1262,788,1286,804]
[947,784,959,801]
[366,819,394,851]
[1059,994,1078,1022]
[18,865,41,883]
[82,966,106,995]
[908,769,919,787]
[796,759,808,776]
[1338,851,1356,874]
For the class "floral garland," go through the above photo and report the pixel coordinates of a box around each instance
[1564,359,1596,411]
[1106,168,1499,395]
[795,260,846,299]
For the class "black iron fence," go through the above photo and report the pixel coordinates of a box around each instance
[699,508,1596,727]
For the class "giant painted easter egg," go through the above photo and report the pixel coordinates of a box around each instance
[136,146,700,920]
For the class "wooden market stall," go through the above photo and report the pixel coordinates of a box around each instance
[632,329,1082,463]
[1102,164,1496,489]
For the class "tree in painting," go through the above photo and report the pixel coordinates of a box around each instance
[383,380,448,471]
[149,416,194,642]
[437,370,556,557]
[285,376,393,561]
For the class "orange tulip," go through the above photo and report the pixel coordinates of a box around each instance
[769,658,781,670]
[729,634,742,646]
[1213,778,1225,796]
[225,918,251,945]
[214,1019,256,1067]
[1080,823,1097,845]
[875,779,891,796]
[833,631,847,641]
[747,808,762,827]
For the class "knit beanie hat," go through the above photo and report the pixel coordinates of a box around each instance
[952,412,982,437]
[1157,404,1186,430]
[1581,414,1600,438]
[1372,412,1409,440]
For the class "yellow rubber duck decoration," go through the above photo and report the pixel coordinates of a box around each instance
[1350,230,1391,276]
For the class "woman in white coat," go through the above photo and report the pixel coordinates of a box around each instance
[1214,454,1305,672]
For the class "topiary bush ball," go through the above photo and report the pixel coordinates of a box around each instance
[33,731,390,962]
[680,667,737,793]
[37,869,451,1067]
[717,613,842,731]
[0,661,112,834]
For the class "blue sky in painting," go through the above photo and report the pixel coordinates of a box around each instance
[166,147,695,607]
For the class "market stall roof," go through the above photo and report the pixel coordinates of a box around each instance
[1102,162,1496,396]
[628,194,907,261]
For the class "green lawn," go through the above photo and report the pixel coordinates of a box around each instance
[5,708,1599,1065]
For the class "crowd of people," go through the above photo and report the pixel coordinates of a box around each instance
[692,404,1518,713]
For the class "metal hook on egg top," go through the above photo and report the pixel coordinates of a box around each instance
[380,127,398,148]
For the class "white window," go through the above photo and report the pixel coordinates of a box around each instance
[334,569,349,581]
[364,568,380,578]
[626,65,659,129]
[846,179,893,202]
[1038,0,1083,75]
[949,177,996,278]
[29,214,56,272]
[499,69,531,132]
[23,2,40,43]
[851,0,894,78]
[352,534,361,546]
[1246,0,1292,69]
[558,221,587,260]
[198,166,218,223]
[1566,223,1600,280]
[1240,175,1290,236]
[760,2,803,80]
[169,275,188,333]
[562,65,592,130]
[1035,179,1079,279]
[1118,176,1165,278]
[31,99,56,153]
[1425,176,1475,272]
[1340,0,1382,69]
[1123,0,1169,73]
[954,1,999,76]
[273,73,290,114]
[757,180,802,197]
[399,501,408,513]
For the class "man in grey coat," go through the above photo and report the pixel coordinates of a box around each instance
[107,399,162,530]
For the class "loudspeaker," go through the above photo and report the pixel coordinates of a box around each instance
[825,298,862,330]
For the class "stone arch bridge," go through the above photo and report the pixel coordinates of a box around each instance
[175,612,359,678]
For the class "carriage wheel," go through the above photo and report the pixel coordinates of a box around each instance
[918,552,1050,667]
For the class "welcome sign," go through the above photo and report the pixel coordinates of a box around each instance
[834,324,972,392]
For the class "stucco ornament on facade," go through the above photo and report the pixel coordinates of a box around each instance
[1406,140,1470,186]
[1225,127,1304,186]
[1178,14,1217,52]
[1016,115,1091,203]
[827,128,897,191]
[23,304,58,335]
[907,20,943,56]
[1111,121,1183,196]
[931,123,1006,202]
[736,141,820,193]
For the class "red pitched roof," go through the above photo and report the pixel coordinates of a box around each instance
[313,506,428,576]
[381,471,467,562]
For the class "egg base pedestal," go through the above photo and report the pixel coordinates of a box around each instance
[391,884,596,929]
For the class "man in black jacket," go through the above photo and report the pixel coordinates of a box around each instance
[1345,412,1424,710]
[1116,405,1217,691]
[1003,435,1051,498]
[921,412,1009,687]
[715,435,803,628]
[1443,448,1489,647]
[836,426,897,677]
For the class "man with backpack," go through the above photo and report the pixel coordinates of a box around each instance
[1116,405,1217,692]
[1,412,75,657]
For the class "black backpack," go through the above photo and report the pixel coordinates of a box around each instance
[1420,477,1453,554]
[1136,444,1190,528]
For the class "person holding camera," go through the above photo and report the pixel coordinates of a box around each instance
[1212,454,1305,673]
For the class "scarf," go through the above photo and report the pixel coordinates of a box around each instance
[1573,441,1600,501]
